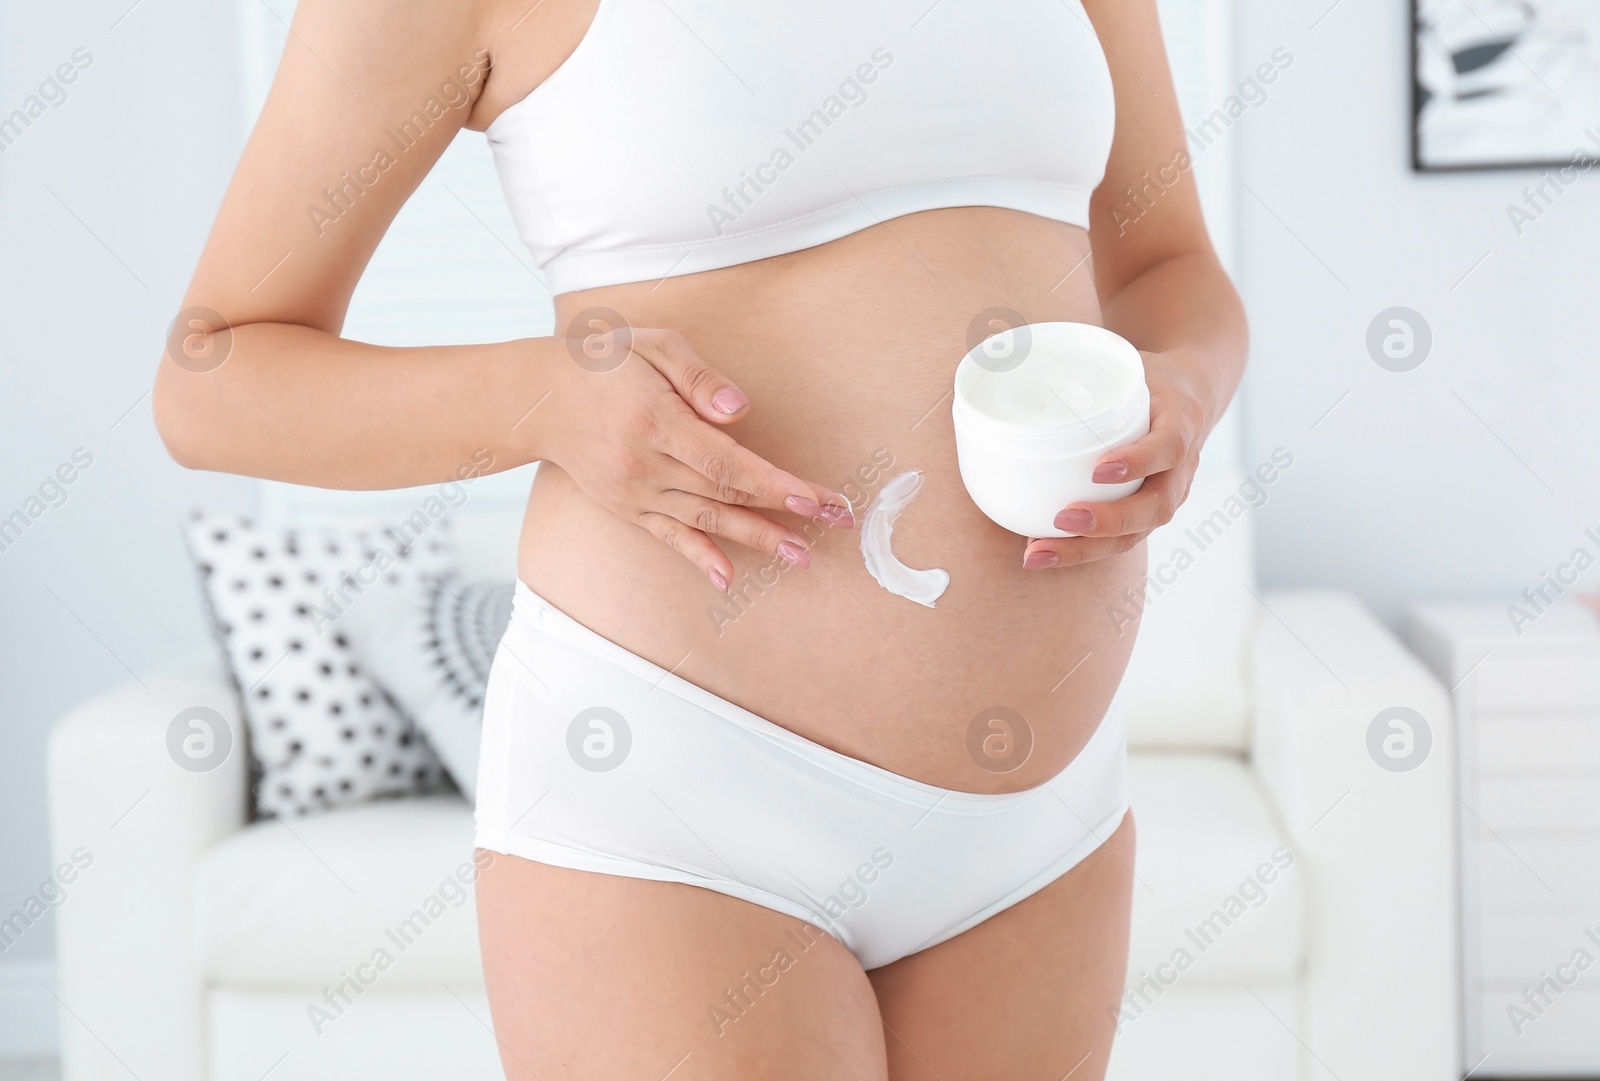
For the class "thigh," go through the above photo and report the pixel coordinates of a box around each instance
[865,812,1136,1081]
[475,851,890,1081]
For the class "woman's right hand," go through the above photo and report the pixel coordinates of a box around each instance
[538,325,855,593]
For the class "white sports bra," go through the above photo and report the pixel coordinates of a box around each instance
[485,0,1116,295]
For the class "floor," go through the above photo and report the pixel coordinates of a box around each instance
[0,1062,59,1081]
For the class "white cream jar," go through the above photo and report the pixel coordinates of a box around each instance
[952,321,1150,538]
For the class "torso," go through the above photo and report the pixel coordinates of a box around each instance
[469,0,1145,795]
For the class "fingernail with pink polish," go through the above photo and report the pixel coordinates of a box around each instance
[1093,460,1129,483]
[708,567,729,592]
[1055,508,1094,534]
[785,495,822,517]
[819,502,855,527]
[776,541,809,568]
[711,387,750,414]
[1023,549,1059,570]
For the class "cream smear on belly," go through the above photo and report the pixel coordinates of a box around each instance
[859,470,949,608]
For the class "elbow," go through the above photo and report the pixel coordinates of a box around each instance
[152,360,207,470]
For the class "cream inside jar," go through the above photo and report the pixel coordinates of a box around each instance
[963,344,1135,426]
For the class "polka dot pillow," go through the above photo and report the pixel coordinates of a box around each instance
[183,511,456,819]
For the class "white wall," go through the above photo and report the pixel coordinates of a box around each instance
[1233,0,1600,623]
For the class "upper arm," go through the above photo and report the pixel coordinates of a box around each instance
[1081,0,1215,298]
[181,0,498,335]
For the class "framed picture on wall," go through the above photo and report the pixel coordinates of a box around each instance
[1413,0,1600,170]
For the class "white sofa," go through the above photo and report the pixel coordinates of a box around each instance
[47,416,1461,1080]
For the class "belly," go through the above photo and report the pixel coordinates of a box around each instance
[516,207,1146,793]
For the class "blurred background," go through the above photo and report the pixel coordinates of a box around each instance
[4,0,1599,1078]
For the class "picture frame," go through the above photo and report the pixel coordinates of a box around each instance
[1412,0,1600,172]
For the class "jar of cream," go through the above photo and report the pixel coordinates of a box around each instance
[952,321,1150,538]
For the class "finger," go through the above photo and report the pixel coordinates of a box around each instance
[629,327,752,423]
[1089,419,1189,483]
[660,457,851,540]
[653,402,855,525]
[658,490,811,567]
[1089,378,1204,483]
[634,510,736,592]
[1021,531,1151,570]
[1053,469,1187,537]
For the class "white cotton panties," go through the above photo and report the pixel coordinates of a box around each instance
[474,581,1130,970]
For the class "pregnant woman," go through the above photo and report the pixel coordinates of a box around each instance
[155,0,1246,1076]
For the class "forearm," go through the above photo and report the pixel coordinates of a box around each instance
[1100,249,1248,434]
[153,323,566,490]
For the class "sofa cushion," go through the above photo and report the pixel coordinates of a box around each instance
[197,754,1303,989]
[346,576,515,801]
[195,794,485,987]
[1125,752,1305,986]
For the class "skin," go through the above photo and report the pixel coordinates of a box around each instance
[154,0,1246,1075]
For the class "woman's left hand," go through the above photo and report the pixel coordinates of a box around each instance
[1021,350,1211,569]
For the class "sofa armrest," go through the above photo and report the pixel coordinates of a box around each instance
[1249,589,1458,1081]
[47,656,247,1081]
